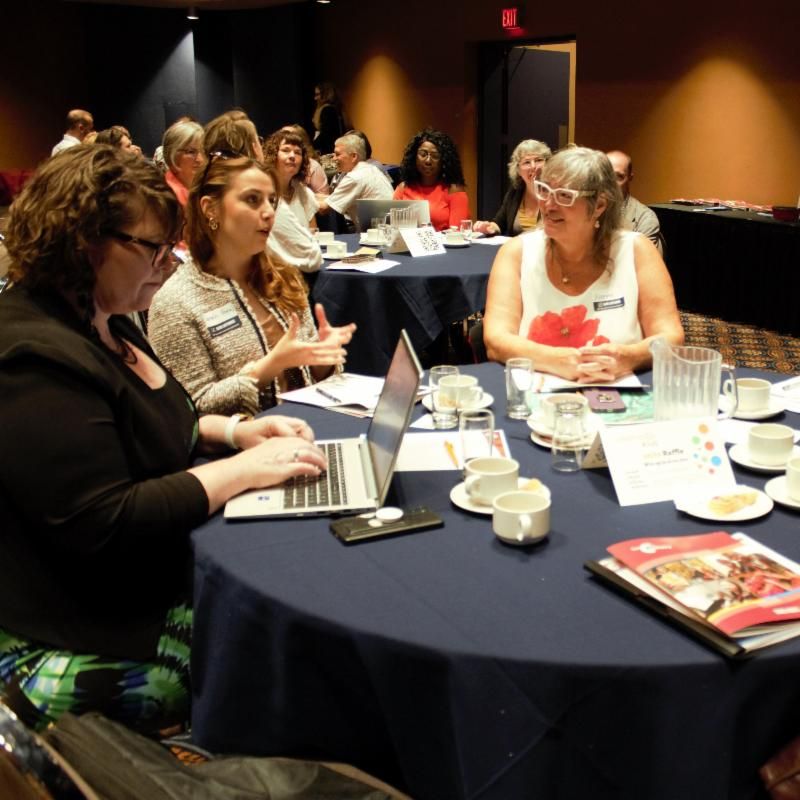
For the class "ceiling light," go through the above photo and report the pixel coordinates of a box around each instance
[187,6,199,19]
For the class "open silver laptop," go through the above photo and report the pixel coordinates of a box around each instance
[224,330,423,519]
[355,199,431,233]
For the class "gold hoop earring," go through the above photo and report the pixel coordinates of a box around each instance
[208,217,219,231]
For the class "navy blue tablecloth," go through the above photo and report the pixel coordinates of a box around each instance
[310,234,494,375]
[191,364,800,800]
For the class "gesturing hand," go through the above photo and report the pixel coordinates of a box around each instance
[269,311,351,371]
[314,303,356,348]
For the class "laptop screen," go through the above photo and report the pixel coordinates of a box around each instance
[365,330,423,506]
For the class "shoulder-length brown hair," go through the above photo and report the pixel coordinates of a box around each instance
[186,156,307,315]
[6,145,181,326]
[263,129,310,191]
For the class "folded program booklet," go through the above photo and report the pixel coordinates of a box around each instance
[586,531,800,658]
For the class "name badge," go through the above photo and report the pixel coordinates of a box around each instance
[593,296,625,312]
[203,304,242,338]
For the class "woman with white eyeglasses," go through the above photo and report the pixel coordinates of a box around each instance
[473,139,551,237]
[484,146,683,382]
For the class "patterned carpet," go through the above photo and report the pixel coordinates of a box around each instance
[680,311,800,374]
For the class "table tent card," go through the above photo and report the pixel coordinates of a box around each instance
[386,228,446,257]
[599,417,736,506]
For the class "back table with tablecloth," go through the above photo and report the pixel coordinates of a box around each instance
[309,234,494,375]
[651,203,800,337]
[190,363,800,800]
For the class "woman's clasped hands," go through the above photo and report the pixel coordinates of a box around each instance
[574,343,633,383]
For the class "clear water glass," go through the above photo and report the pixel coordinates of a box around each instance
[459,408,495,465]
[430,365,459,429]
[459,219,473,241]
[505,357,533,419]
[551,401,587,473]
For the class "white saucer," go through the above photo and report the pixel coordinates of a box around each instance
[529,430,597,450]
[450,477,550,515]
[728,443,800,473]
[422,392,494,412]
[526,414,598,439]
[674,485,773,522]
[359,238,384,246]
[443,241,470,248]
[764,476,800,511]
[719,395,785,420]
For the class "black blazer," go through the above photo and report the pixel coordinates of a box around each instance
[492,181,526,235]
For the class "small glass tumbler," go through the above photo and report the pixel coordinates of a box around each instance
[460,408,495,466]
[429,365,460,429]
[459,219,473,241]
[505,357,533,419]
[551,401,587,473]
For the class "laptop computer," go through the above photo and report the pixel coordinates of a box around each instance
[224,329,423,519]
[354,199,431,233]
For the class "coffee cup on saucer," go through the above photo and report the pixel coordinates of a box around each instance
[786,457,800,501]
[316,231,335,245]
[363,227,383,245]
[733,378,771,413]
[438,374,484,409]
[444,229,466,246]
[492,490,550,544]
[540,393,588,431]
[748,423,795,466]
[326,241,347,259]
[464,456,519,506]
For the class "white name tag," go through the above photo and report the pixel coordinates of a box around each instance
[203,304,242,338]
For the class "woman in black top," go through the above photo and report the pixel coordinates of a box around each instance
[311,81,348,155]
[0,146,326,734]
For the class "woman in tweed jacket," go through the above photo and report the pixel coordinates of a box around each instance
[149,157,355,416]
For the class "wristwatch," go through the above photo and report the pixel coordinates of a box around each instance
[224,413,252,450]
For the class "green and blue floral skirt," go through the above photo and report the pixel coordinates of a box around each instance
[0,603,192,734]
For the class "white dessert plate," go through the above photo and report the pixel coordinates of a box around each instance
[526,413,599,439]
[764,476,800,511]
[728,444,800,474]
[674,485,773,522]
[719,395,785,420]
[450,478,550,515]
[422,392,494,412]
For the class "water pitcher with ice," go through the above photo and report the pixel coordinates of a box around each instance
[650,338,737,420]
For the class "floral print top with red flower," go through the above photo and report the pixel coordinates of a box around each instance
[518,229,643,348]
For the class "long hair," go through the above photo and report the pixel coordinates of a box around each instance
[540,146,622,266]
[263,129,310,191]
[399,128,465,187]
[186,156,307,315]
[6,145,181,329]
[203,114,261,161]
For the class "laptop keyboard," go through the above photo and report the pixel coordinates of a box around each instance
[283,442,348,510]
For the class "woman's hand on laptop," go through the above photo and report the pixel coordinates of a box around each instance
[239,437,328,488]
[236,415,316,449]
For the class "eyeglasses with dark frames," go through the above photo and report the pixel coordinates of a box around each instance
[105,230,179,269]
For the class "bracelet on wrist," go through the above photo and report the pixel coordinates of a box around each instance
[224,413,252,450]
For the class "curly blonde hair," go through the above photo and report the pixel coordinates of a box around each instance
[186,156,307,315]
[6,145,181,327]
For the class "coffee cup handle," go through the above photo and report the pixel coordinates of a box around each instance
[464,475,480,498]
[720,366,738,420]
[516,514,533,541]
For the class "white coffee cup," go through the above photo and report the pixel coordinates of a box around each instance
[732,378,771,412]
[786,457,800,501]
[445,231,466,245]
[540,393,588,431]
[326,241,347,258]
[748,423,795,466]
[364,227,381,243]
[493,491,550,544]
[438,374,484,410]
[316,231,334,245]
[464,456,519,506]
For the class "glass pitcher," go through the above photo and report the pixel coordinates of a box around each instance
[650,338,738,420]
[389,207,418,229]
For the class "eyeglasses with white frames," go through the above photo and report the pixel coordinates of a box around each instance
[534,180,596,208]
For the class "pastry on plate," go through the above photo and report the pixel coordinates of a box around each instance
[708,491,758,516]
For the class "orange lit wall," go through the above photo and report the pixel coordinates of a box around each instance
[316,0,800,209]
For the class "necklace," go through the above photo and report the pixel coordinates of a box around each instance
[551,246,572,284]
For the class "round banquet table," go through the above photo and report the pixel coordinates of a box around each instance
[309,233,494,375]
[190,364,800,800]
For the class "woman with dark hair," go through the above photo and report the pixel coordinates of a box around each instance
[281,123,329,195]
[312,81,348,155]
[95,125,135,151]
[393,128,469,232]
[474,139,552,236]
[484,146,683,381]
[0,146,325,733]
[262,128,323,273]
[148,155,355,415]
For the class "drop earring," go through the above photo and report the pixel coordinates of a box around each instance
[208,217,219,231]
[594,218,600,229]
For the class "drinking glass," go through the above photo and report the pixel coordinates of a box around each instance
[505,357,533,419]
[459,219,473,241]
[460,409,495,465]
[429,365,459,429]
[551,401,587,473]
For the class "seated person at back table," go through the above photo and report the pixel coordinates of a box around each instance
[148,156,355,416]
[393,128,469,232]
[203,111,264,162]
[606,149,664,253]
[473,139,551,236]
[316,133,393,226]
[0,145,326,734]
[484,146,683,382]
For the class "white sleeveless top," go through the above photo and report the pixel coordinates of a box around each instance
[518,229,643,347]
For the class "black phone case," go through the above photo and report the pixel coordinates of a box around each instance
[331,507,444,543]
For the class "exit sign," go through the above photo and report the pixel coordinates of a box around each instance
[501,7,521,29]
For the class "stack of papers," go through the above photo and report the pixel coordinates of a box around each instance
[279,374,384,418]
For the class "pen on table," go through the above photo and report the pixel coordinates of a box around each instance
[444,440,459,468]
[315,386,342,404]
